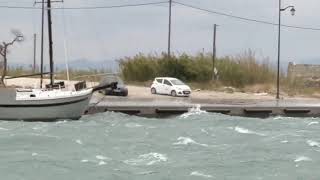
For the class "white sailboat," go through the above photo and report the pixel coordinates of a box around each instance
[0,87,93,120]
[0,0,115,121]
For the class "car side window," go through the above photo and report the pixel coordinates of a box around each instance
[156,79,163,83]
[163,80,172,86]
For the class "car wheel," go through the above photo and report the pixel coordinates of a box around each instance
[171,90,177,97]
[122,90,128,96]
[151,88,157,94]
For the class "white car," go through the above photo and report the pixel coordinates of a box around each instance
[150,77,191,97]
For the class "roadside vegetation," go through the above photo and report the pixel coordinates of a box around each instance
[118,51,320,97]
[3,50,320,97]
[119,51,275,88]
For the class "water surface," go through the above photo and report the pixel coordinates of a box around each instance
[0,109,319,179]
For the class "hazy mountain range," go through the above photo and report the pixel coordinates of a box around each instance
[9,59,119,72]
[7,58,320,73]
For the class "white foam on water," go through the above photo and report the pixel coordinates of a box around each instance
[180,104,207,119]
[201,129,209,135]
[273,116,282,120]
[0,127,9,131]
[125,123,143,128]
[81,159,89,163]
[31,153,38,156]
[32,124,49,131]
[124,152,167,166]
[281,140,289,143]
[306,140,320,147]
[32,127,41,130]
[294,156,312,162]
[29,133,61,139]
[234,126,265,136]
[308,121,319,126]
[76,139,83,145]
[147,126,157,129]
[98,161,107,166]
[190,171,213,178]
[173,137,209,147]
[96,155,110,160]
[55,120,67,125]
[137,171,157,175]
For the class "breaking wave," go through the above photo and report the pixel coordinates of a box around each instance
[125,123,143,128]
[124,152,167,166]
[306,140,320,147]
[173,137,209,147]
[190,171,213,178]
[234,126,265,136]
[96,155,110,160]
[98,161,107,166]
[81,159,89,163]
[55,120,68,124]
[75,139,83,145]
[294,156,312,162]
[136,171,158,175]
[180,104,207,119]
[308,121,319,126]
[0,127,9,131]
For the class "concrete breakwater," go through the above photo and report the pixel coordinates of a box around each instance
[87,95,320,118]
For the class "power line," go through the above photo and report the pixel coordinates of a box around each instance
[0,1,169,10]
[173,1,320,31]
[1,0,320,31]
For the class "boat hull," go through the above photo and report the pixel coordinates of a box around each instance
[0,88,92,121]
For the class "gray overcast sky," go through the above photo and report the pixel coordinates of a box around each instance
[0,0,320,67]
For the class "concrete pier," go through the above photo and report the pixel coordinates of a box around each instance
[86,94,320,118]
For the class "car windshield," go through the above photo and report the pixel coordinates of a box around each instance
[170,79,185,85]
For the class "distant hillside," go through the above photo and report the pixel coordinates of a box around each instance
[56,59,119,72]
[9,59,119,72]
[8,57,320,72]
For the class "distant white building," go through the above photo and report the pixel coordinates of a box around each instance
[288,62,320,79]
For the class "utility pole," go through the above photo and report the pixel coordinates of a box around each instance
[168,0,172,57]
[276,0,295,99]
[277,0,281,100]
[33,33,37,73]
[212,24,217,81]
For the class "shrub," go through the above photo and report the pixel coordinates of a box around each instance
[118,51,276,88]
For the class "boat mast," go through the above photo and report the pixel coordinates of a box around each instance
[47,0,54,86]
[40,0,44,88]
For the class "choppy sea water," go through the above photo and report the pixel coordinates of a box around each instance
[0,107,320,180]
